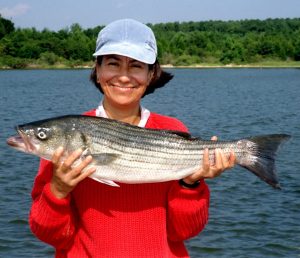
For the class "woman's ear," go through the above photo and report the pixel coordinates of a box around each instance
[147,70,154,85]
[96,64,101,83]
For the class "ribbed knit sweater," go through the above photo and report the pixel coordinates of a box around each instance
[29,110,210,258]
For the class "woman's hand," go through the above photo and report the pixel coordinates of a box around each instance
[183,136,236,185]
[50,147,96,199]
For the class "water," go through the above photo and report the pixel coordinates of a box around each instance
[0,68,299,257]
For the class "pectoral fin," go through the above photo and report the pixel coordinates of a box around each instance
[81,148,119,165]
[89,175,120,187]
[81,150,120,187]
[91,153,120,165]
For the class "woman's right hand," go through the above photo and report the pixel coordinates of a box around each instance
[50,147,96,199]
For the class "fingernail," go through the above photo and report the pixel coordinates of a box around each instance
[74,149,82,155]
[86,155,93,161]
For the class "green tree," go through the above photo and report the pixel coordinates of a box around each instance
[1,17,300,68]
[0,15,15,39]
[63,23,93,61]
[169,32,189,56]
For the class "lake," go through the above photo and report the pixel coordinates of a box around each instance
[0,68,299,257]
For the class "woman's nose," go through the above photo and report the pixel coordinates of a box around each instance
[118,67,131,82]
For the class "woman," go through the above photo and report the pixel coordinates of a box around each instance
[29,19,235,257]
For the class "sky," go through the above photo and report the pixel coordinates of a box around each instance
[0,0,300,31]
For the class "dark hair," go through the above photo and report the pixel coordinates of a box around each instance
[89,56,173,97]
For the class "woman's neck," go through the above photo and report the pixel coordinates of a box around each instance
[102,100,141,126]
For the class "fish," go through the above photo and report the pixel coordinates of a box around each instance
[6,115,290,189]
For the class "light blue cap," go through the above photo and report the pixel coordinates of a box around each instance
[93,19,157,64]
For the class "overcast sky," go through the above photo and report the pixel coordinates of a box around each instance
[1,0,300,31]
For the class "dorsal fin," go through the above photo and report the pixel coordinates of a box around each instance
[168,130,192,138]
[161,130,200,140]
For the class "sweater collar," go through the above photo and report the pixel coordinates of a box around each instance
[95,101,150,128]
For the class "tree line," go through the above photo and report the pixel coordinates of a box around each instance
[0,16,300,68]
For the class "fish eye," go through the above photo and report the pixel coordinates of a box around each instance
[36,128,49,140]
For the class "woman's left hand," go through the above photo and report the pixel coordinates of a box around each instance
[182,136,236,185]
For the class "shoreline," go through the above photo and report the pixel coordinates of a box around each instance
[161,62,300,69]
[1,62,299,70]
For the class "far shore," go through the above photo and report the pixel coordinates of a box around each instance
[1,61,300,70]
[161,63,300,69]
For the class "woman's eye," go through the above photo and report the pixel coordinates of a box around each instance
[131,63,143,69]
[107,61,119,66]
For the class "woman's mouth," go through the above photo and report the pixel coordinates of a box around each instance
[111,85,138,92]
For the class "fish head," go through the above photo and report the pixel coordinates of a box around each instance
[6,116,87,160]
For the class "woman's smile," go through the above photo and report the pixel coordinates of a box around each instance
[110,84,140,91]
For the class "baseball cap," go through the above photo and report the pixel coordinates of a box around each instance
[93,19,157,64]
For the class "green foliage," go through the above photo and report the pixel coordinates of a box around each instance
[173,54,202,66]
[63,24,93,61]
[0,17,300,68]
[39,52,61,65]
[150,18,300,65]
[0,15,15,39]
[0,55,27,69]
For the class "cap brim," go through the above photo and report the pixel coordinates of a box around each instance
[93,43,156,64]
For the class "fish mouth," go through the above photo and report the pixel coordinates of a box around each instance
[6,127,37,153]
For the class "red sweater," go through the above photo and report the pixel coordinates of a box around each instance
[29,110,210,258]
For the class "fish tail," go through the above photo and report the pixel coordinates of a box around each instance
[238,134,291,189]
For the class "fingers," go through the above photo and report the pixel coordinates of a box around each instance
[210,135,235,170]
[75,165,97,183]
[213,149,225,175]
[185,148,236,183]
[185,148,209,183]
[202,148,210,172]
[52,146,64,167]
[211,135,218,141]
[50,147,96,198]
[183,135,236,184]
[71,155,95,180]
[215,149,235,169]
[61,150,94,180]
[228,151,236,168]
[62,149,82,169]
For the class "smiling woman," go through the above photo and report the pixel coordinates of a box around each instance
[90,55,174,97]
[28,18,235,258]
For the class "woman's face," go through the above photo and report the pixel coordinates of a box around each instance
[96,55,153,108]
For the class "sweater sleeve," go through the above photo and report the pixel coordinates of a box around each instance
[167,179,210,242]
[29,159,76,250]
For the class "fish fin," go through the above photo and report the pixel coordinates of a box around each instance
[168,131,192,138]
[161,130,200,140]
[89,175,120,187]
[92,153,120,164]
[238,134,291,190]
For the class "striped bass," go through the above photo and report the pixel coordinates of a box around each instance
[6,115,290,189]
